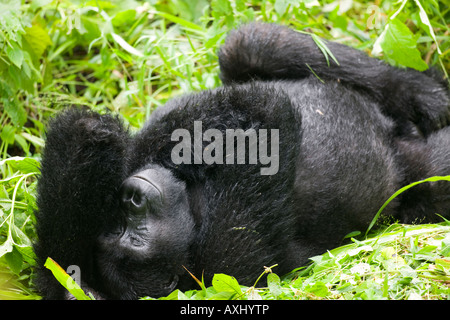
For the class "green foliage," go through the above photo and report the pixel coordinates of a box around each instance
[0,0,448,300]
[374,17,429,71]
[0,157,39,299]
[144,223,450,301]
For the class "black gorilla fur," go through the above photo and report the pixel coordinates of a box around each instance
[34,23,450,299]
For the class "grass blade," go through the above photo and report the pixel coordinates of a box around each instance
[366,176,450,236]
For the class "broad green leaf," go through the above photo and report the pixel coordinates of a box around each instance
[274,0,301,15]
[212,0,232,15]
[10,223,32,248]
[30,0,52,11]
[380,247,396,260]
[436,258,450,270]
[0,238,13,258]
[246,287,262,300]
[3,97,27,127]
[376,18,428,71]
[267,273,282,298]
[3,157,40,174]
[23,23,52,58]
[16,245,36,265]
[304,281,329,297]
[6,45,24,68]
[211,274,242,295]
[85,0,116,9]
[417,245,438,255]
[208,291,236,300]
[112,9,136,27]
[0,125,16,145]
[4,247,23,275]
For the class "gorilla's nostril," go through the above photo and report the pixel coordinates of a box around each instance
[121,183,146,211]
[123,189,144,208]
[130,191,143,207]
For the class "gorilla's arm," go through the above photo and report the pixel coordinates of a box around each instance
[218,23,449,136]
[34,109,129,299]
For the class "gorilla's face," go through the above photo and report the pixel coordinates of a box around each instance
[97,166,194,299]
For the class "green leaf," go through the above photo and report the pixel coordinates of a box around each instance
[6,157,40,174]
[267,273,282,298]
[417,245,437,255]
[112,9,136,27]
[344,231,361,239]
[0,125,16,145]
[85,0,116,9]
[212,0,233,15]
[16,245,36,266]
[44,258,92,300]
[440,236,450,257]
[274,0,301,15]
[23,23,52,59]
[436,258,450,271]
[0,237,13,258]
[3,97,27,127]
[305,281,329,297]
[30,0,52,11]
[6,45,24,68]
[211,274,242,295]
[4,247,23,275]
[208,291,236,300]
[375,18,428,71]
[380,247,397,260]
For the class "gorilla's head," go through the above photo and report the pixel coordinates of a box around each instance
[97,165,194,299]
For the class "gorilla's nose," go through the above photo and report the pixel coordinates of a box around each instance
[119,173,162,213]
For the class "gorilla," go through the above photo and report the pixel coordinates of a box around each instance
[33,23,450,299]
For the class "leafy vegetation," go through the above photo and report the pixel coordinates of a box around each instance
[150,222,450,300]
[0,0,449,300]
